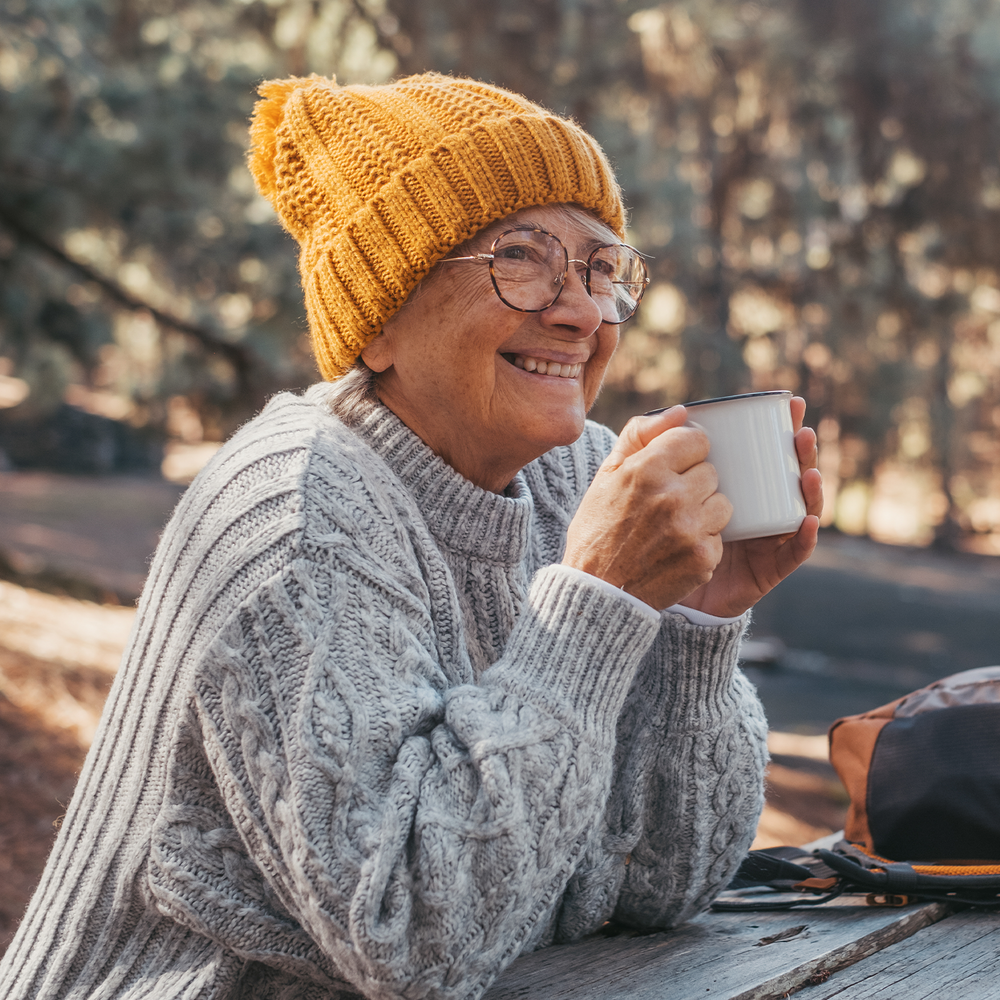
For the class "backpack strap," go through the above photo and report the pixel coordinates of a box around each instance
[816,848,1000,906]
[713,843,1000,911]
[883,862,919,895]
[726,850,813,888]
[711,848,845,911]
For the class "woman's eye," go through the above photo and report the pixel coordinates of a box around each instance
[590,258,615,277]
[496,245,530,261]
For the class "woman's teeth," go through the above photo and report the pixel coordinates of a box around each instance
[511,355,582,378]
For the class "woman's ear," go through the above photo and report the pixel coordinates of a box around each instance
[361,331,394,372]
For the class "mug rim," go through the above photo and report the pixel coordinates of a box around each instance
[684,389,792,408]
[644,389,791,416]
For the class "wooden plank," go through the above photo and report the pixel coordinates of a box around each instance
[483,898,952,1000]
[804,909,1000,999]
[728,903,951,1000]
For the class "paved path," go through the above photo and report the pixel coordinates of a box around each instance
[748,532,1000,732]
[0,471,184,602]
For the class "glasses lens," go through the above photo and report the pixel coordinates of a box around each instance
[588,245,649,323]
[490,230,568,312]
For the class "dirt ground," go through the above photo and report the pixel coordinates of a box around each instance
[0,579,846,957]
[0,582,131,953]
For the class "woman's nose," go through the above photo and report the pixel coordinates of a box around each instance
[541,261,604,335]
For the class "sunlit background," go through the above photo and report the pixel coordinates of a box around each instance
[2,0,1000,552]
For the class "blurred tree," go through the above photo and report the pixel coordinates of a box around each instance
[0,0,396,445]
[604,0,1000,551]
[4,0,1000,548]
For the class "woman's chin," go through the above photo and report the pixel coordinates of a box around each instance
[516,405,587,453]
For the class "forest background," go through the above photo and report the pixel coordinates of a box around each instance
[4,0,1000,552]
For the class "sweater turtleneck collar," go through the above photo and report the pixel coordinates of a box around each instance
[342,394,534,566]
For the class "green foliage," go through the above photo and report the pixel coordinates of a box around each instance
[0,0,396,434]
[4,0,1000,546]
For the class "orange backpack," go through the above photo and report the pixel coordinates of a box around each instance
[829,665,1000,864]
[715,667,1000,911]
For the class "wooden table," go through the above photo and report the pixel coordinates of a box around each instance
[483,854,1000,999]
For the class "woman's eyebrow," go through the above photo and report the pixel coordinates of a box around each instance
[480,221,618,255]
[466,221,536,249]
[513,223,616,248]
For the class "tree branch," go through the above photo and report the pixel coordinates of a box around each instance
[0,202,257,385]
[349,0,411,60]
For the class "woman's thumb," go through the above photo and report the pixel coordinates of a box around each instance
[602,405,688,470]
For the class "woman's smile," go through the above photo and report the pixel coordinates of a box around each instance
[505,353,584,378]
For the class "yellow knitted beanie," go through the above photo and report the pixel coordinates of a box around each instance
[248,72,625,379]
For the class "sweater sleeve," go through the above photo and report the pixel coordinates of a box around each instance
[147,555,660,999]
[552,611,769,940]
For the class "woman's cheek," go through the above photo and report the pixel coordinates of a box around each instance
[584,328,620,407]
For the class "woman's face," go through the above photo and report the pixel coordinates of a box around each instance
[361,204,621,491]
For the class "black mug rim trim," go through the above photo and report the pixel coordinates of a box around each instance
[643,389,792,416]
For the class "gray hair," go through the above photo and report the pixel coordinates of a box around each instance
[326,359,380,423]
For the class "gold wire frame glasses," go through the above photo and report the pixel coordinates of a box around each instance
[440,227,650,324]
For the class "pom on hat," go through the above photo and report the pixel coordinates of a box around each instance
[248,76,317,206]
[248,72,625,379]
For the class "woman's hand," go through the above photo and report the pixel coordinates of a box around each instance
[563,406,732,611]
[679,395,823,618]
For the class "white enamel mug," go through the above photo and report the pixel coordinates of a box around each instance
[648,390,806,542]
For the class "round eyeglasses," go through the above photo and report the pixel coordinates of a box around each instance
[440,228,650,324]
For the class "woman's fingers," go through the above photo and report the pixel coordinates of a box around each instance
[800,467,824,519]
[603,405,688,469]
[566,419,730,609]
[793,420,823,519]
[790,395,806,434]
[794,423,818,470]
[773,514,820,580]
[603,405,716,479]
[706,489,734,536]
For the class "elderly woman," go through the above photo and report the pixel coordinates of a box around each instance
[0,74,821,999]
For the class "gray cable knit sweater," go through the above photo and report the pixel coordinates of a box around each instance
[0,384,767,1000]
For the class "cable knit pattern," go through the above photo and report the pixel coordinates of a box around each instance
[0,385,766,1000]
